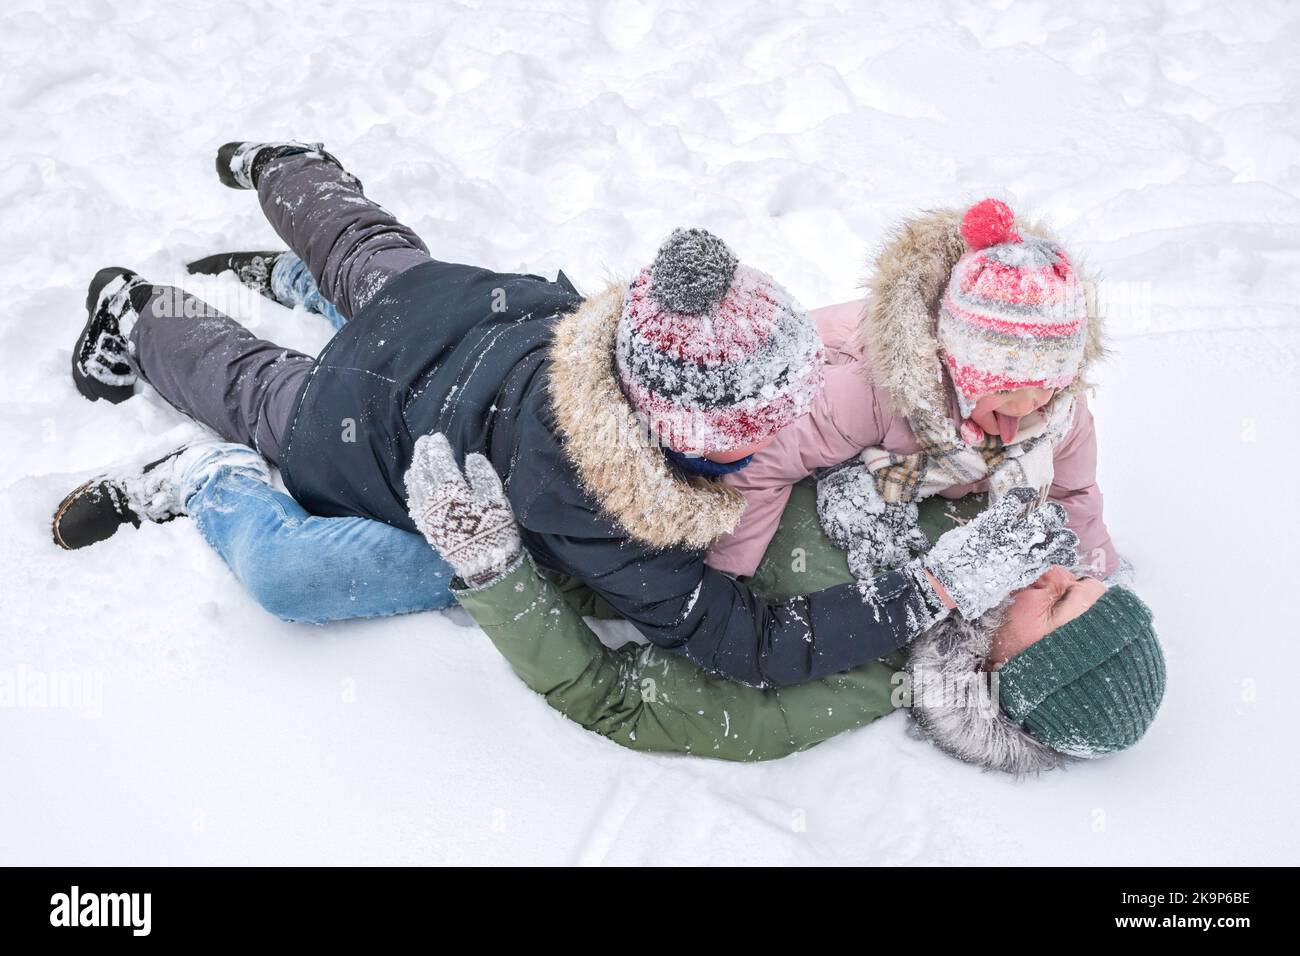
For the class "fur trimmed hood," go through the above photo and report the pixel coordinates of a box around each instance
[905,601,1067,775]
[860,208,1106,434]
[547,281,747,550]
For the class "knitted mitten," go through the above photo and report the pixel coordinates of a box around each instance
[405,433,522,588]
[815,463,930,574]
[913,487,1079,620]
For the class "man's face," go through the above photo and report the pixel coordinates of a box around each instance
[969,387,1055,444]
[987,566,1106,668]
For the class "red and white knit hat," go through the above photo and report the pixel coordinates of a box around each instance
[939,199,1088,416]
[616,228,824,455]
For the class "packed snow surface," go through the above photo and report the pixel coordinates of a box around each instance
[2,0,1297,864]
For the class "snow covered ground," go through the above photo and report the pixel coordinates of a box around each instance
[2,0,1298,865]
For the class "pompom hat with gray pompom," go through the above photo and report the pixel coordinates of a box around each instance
[615,228,825,455]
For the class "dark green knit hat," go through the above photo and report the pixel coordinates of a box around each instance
[997,587,1165,757]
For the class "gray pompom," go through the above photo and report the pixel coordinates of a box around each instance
[650,227,739,314]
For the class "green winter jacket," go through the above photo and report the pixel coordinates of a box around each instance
[453,480,986,761]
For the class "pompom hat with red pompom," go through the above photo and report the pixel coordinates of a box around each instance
[616,228,824,456]
[938,199,1089,419]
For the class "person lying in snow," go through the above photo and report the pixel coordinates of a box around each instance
[400,434,1164,771]
[52,141,1078,688]
[709,198,1125,583]
[99,195,1126,614]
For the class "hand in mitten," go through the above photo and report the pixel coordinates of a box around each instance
[816,463,929,573]
[406,433,522,588]
[910,486,1079,620]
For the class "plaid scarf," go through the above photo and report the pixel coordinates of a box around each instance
[863,394,1076,505]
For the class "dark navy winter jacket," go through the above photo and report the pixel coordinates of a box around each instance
[279,259,928,688]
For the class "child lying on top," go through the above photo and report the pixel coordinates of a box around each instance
[709,199,1121,582]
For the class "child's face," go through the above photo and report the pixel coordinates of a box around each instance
[986,566,1105,668]
[969,387,1055,443]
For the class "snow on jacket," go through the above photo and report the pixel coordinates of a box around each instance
[708,208,1117,579]
[279,259,940,688]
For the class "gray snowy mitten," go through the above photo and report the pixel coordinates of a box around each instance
[816,463,930,575]
[910,486,1079,620]
[406,433,522,588]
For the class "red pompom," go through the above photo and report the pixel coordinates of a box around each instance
[960,198,1019,250]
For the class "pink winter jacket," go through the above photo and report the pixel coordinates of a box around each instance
[707,297,1118,579]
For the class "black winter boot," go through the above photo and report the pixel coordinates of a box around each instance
[52,447,186,550]
[52,441,271,550]
[215,140,347,190]
[186,250,284,303]
[71,267,149,404]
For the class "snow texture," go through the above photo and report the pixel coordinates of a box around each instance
[2,0,1298,865]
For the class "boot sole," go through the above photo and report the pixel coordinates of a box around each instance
[71,267,140,404]
[51,479,96,549]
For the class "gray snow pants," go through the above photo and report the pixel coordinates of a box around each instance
[128,151,432,465]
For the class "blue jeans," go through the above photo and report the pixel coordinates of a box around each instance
[271,251,347,330]
[184,251,456,622]
[189,467,456,623]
